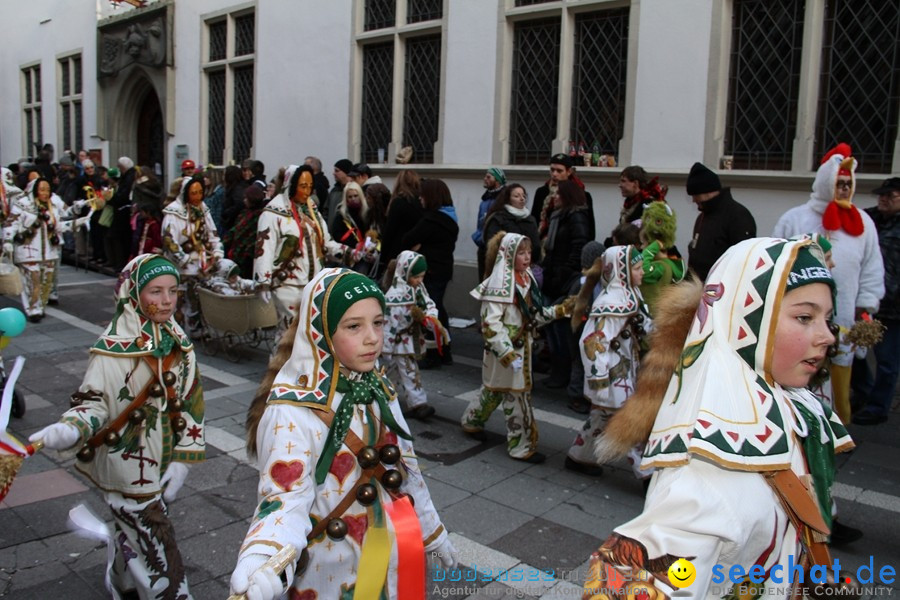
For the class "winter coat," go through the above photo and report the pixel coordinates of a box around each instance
[541,207,591,301]
[687,188,755,281]
[401,208,459,283]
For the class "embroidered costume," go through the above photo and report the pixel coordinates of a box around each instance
[582,238,853,600]
[35,254,205,599]
[253,165,345,332]
[461,233,565,460]
[383,251,443,417]
[232,268,452,599]
[162,178,224,333]
[568,246,652,478]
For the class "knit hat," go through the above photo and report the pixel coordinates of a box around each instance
[136,256,180,292]
[581,241,605,270]
[685,162,722,195]
[334,159,353,175]
[325,272,386,335]
[550,153,574,169]
[107,167,120,179]
[785,246,835,293]
[409,255,428,276]
[487,167,507,186]
[629,246,643,266]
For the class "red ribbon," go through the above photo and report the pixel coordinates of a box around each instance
[422,316,444,356]
[384,495,424,600]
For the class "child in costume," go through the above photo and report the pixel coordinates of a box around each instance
[204,257,257,296]
[461,232,571,463]
[638,200,685,316]
[383,250,445,420]
[162,175,225,335]
[565,245,652,478]
[230,268,456,600]
[29,254,205,599]
[581,238,854,599]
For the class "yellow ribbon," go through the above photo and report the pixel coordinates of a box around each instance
[353,521,392,600]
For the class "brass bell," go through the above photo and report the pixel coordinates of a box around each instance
[636,327,646,337]
[356,446,379,469]
[356,483,377,506]
[826,345,838,357]
[817,367,829,381]
[40,212,51,222]
[104,430,121,447]
[149,382,165,398]
[162,371,177,387]
[620,329,631,340]
[633,314,644,324]
[182,241,194,253]
[610,339,620,350]
[381,469,403,490]
[76,445,95,462]
[49,234,60,245]
[168,398,183,411]
[171,416,187,432]
[379,444,401,465]
[275,270,288,281]
[828,322,840,336]
[326,518,348,540]
[129,408,146,425]
[69,397,83,408]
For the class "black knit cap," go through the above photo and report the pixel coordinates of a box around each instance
[550,153,574,169]
[334,159,353,175]
[685,162,722,195]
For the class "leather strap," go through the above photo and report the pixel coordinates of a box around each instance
[85,350,181,449]
[764,469,832,568]
[306,408,394,542]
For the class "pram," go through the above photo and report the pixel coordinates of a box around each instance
[197,287,278,361]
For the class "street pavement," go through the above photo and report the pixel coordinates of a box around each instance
[1,264,898,599]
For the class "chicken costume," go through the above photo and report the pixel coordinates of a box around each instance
[35,254,205,599]
[232,268,452,599]
[568,246,652,478]
[461,233,566,460]
[253,165,345,332]
[383,251,442,413]
[772,143,884,422]
[582,238,853,600]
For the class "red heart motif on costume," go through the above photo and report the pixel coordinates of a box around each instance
[344,513,369,546]
[380,432,398,447]
[328,452,355,484]
[289,589,317,600]
[270,460,304,492]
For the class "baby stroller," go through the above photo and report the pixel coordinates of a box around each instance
[197,288,278,361]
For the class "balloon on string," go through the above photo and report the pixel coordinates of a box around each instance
[0,307,26,338]
[0,336,10,349]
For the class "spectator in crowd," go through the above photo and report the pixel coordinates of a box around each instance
[603,165,650,247]
[203,167,226,236]
[533,153,596,242]
[472,167,507,279]
[402,178,459,367]
[381,169,423,267]
[349,163,382,189]
[242,158,266,186]
[220,165,247,234]
[540,179,591,389]
[180,159,196,180]
[331,181,377,274]
[130,171,164,259]
[107,156,137,271]
[685,161,755,281]
[304,155,330,210]
[481,183,542,274]
[773,143,883,426]
[854,177,900,425]
[325,159,353,232]
[224,181,267,279]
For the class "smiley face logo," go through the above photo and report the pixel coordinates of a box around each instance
[668,558,696,588]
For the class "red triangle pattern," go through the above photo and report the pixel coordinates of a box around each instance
[697,419,712,429]
[758,391,767,404]
[726,431,739,442]
[744,293,754,307]
[756,257,766,269]
[756,426,772,443]
[738,327,747,340]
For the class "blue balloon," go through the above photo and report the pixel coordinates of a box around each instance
[0,307,26,337]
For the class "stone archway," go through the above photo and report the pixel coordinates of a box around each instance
[104,67,167,176]
[136,88,164,181]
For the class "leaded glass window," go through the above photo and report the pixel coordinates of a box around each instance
[815,0,900,172]
[570,9,629,160]
[403,35,441,163]
[510,18,560,164]
[58,55,82,152]
[365,0,395,31]
[207,70,226,165]
[209,21,226,62]
[407,0,441,23]
[235,14,255,57]
[233,66,254,162]
[515,0,555,6]
[724,0,804,171]
[361,42,394,163]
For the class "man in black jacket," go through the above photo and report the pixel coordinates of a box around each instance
[685,162,756,281]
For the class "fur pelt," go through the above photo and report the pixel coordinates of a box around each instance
[483,230,508,279]
[246,316,300,457]
[571,257,604,332]
[381,258,398,292]
[593,278,702,463]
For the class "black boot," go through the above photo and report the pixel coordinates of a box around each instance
[418,348,441,370]
[440,343,453,366]
[542,355,569,389]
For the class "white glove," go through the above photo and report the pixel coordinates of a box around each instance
[72,199,88,210]
[259,290,272,304]
[29,423,80,450]
[160,462,189,502]
[511,357,524,372]
[230,553,285,600]
[75,216,90,228]
[426,536,459,570]
[3,242,13,255]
